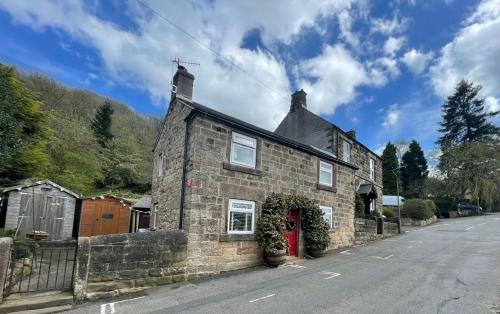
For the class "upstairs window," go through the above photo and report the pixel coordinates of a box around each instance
[370,158,375,181]
[320,206,333,229]
[157,153,164,177]
[319,161,333,187]
[230,132,257,168]
[342,140,351,163]
[228,199,255,234]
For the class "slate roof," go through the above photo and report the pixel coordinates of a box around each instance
[133,195,152,210]
[185,100,359,170]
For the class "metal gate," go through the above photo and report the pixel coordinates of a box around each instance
[3,240,77,297]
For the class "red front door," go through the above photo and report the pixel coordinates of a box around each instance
[285,210,300,256]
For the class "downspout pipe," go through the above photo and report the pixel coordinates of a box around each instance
[179,111,196,230]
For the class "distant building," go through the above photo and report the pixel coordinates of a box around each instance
[383,195,406,208]
[131,195,151,232]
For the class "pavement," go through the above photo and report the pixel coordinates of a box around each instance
[67,214,500,314]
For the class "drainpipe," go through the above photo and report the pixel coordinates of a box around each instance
[179,111,196,230]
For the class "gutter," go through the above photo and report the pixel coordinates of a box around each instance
[179,111,196,230]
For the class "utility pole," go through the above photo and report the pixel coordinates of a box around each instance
[392,167,403,234]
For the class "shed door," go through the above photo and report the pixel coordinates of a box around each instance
[43,196,65,241]
[18,193,44,237]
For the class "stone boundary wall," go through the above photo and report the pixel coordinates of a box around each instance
[401,215,437,226]
[74,230,187,301]
[354,218,379,244]
[0,237,13,303]
[383,221,399,236]
[448,210,476,218]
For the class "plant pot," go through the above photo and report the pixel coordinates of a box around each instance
[307,247,326,258]
[26,232,48,241]
[265,249,286,267]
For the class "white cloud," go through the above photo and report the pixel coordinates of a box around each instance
[383,104,400,127]
[338,9,360,49]
[401,49,433,74]
[485,96,500,113]
[376,57,400,78]
[0,0,361,130]
[429,0,500,101]
[371,14,409,35]
[298,44,374,115]
[383,36,405,56]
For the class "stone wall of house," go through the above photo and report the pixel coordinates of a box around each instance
[181,116,357,277]
[151,101,192,231]
[74,230,187,301]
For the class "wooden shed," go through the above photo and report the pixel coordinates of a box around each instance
[79,195,132,236]
[0,180,79,241]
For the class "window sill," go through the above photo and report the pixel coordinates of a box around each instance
[223,162,262,176]
[219,234,256,242]
[317,184,337,193]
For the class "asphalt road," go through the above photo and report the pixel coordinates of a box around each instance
[69,215,500,314]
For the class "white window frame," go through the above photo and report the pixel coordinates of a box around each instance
[157,153,164,177]
[319,161,333,187]
[227,199,255,234]
[369,158,375,181]
[320,206,333,229]
[230,132,257,169]
[342,140,351,163]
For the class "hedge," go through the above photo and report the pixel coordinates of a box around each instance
[402,199,436,220]
[382,207,396,219]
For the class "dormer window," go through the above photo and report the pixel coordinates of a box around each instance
[319,161,333,187]
[230,132,257,169]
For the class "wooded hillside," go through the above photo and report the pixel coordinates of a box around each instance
[1,64,159,196]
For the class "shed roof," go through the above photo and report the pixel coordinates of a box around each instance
[1,180,80,198]
[185,100,359,170]
[133,195,151,210]
[81,194,133,206]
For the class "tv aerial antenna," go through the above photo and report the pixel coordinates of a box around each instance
[170,58,200,94]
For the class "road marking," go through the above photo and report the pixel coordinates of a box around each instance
[101,296,145,313]
[249,294,275,303]
[465,226,474,230]
[321,271,341,279]
[384,254,394,260]
[477,223,486,226]
[487,217,500,220]
[340,250,352,255]
[383,239,397,242]
[441,223,450,226]
[409,241,422,243]
[407,246,413,249]
[281,264,306,269]
[371,256,384,259]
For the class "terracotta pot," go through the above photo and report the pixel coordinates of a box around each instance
[26,232,48,241]
[265,249,287,267]
[307,247,326,258]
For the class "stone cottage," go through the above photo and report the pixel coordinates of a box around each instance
[151,66,381,277]
[275,89,383,215]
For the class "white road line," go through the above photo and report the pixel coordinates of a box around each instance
[407,246,413,249]
[249,294,276,303]
[101,296,144,313]
[465,226,474,230]
[282,264,306,269]
[409,241,422,243]
[477,223,486,226]
[340,250,352,255]
[383,239,398,242]
[321,271,341,279]
[384,254,394,260]
[371,256,384,259]
[487,217,500,220]
[114,296,146,304]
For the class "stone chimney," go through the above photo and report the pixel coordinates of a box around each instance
[346,129,356,139]
[290,89,307,112]
[171,65,195,101]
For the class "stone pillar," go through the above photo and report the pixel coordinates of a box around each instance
[73,237,91,302]
[0,237,13,303]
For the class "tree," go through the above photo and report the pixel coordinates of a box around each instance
[0,65,50,185]
[401,140,428,198]
[92,101,114,147]
[381,142,399,195]
[439,139,499,211]
[437,80,498,147]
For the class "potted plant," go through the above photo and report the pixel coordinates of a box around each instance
[302,204,330,258]
[26,230,48,241]
[257,193,288,267]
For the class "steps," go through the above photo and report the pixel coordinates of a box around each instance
[0,291,73,314]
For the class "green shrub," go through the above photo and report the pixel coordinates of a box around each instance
[402,199,434,220]
[355,193,365,218]
[383,207,396,219]
[423,200,438,216]
[257,193,288,252]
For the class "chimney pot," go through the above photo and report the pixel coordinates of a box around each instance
[347,129,356,139]
[172,66,195,101]
[290,89,307,112]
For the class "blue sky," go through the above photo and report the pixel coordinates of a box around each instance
[1,0,499,164]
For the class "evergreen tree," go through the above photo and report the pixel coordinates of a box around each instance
[401,140,428,198]
[0,65,50,185]
[437,80,498,147]
[92,101,114,147]
[381,142,399,195]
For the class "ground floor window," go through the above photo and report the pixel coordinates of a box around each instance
[320,206,333,229]
[228,199,255,234]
